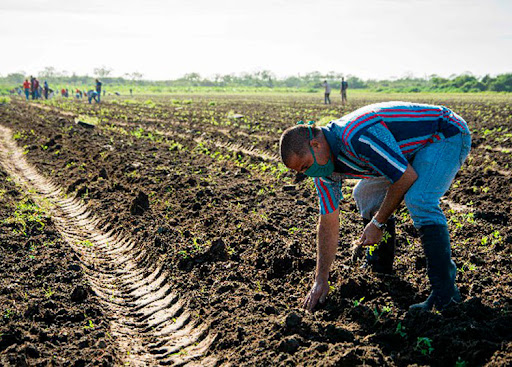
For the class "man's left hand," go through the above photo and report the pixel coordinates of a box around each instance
[360,221,383,246]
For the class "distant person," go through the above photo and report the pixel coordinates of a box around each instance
[95,79,102,102]
[43,80,49,99]
[61,88,66,97]
[23,79,30,100]
[87,90,99,104]
[341,77,348,104]
[322,80,331,104]
[32,77,40,99]
[130,88,133,96]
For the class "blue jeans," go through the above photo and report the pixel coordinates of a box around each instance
[353,133,471,228]
[24,89,30,100]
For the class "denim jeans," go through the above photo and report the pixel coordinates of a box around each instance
[353,133,471,228]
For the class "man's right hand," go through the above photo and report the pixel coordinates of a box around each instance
[303,278,329,312]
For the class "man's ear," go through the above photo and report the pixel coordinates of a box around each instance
[309,137,321,149]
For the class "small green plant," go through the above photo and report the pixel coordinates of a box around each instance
[459,262,476,273]
[83,320,95,329]
[455,358,468,367]
[373,305,392,324]
[328,281,335,293]
[415,336,434,355]
[44,287,54,298]
[395,322,406,337]
[288,226,300,234]
[353,297,365,307]
[76,239,94,247]
[3,309,14,319]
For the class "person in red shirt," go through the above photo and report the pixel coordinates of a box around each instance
[23,79,30,101]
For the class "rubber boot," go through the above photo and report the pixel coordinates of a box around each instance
[409,225,461,312]
[363,217,396,274]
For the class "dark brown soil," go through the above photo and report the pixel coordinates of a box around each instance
[0,168,118,365]
[0,93,511,366]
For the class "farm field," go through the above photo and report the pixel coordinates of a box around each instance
[0,93,511,366]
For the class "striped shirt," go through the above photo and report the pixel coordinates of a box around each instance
[314,101,470,215]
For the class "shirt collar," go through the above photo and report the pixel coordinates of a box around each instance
[321,124,340,158]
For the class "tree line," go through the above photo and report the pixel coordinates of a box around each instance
[1,68,511,93]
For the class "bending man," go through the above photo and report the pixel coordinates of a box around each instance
[279,102,471,312]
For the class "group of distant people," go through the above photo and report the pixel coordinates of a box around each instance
[20,78,103,104]
[322,77,349,105]
[22,77,51,100]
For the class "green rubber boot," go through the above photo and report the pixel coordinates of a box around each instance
[409,224,461,312]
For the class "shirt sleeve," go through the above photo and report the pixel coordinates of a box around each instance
[352,123,409,183]
[313,177,343,215]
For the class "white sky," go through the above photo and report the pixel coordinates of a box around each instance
[1,0,511,80]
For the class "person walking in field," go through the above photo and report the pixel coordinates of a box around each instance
[43,80,49,99]
[95,79,102,103]
[23,79,30,101]
[341,77,348,104]
[322,80,331,104]
[279,102,471,313]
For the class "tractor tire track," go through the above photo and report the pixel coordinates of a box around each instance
[0,124,217,366]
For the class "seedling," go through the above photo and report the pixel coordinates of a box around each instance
[415,337,434,355]
[3,309,14,320]
[44,287,55,298]
[395,322,406,337]
[373,305,392,324]
[353,297,365,307]
[328,281,335,293]
[77,240,94,247]
[84,320,95,330]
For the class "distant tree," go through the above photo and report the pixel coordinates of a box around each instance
[93,66,113,78]
[124,72,144,81]
[5,73,26,84]
[39,66,59,78]
[131,72,143,81]
[489,73,512,92]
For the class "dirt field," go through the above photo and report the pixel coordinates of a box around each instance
[0,93,511,366]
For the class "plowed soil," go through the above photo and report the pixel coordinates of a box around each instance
[0,93,511,366]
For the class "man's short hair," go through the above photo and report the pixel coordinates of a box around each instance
[279,125,319,166]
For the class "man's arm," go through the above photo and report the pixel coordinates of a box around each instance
[303,208,339,312]
[361,164,418,245]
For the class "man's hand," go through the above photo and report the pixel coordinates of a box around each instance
[360,221,383,246]
[303,278,329,312]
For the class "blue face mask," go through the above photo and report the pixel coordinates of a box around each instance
[304,126,334,177]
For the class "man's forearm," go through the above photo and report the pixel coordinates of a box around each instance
[374,164,418,223]
[315,210,340,280]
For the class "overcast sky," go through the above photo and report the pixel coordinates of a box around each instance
[1,0,511,80]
